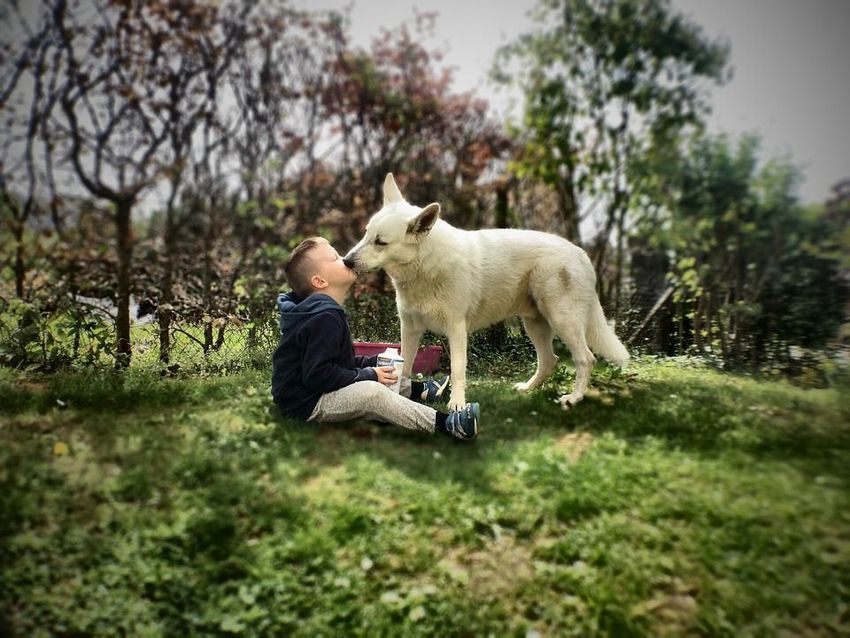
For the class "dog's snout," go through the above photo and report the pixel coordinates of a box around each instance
[342,254,356,270]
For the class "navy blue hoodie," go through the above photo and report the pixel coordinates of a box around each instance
[271,292,378,419]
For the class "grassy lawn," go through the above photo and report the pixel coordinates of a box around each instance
[1,359,848,637]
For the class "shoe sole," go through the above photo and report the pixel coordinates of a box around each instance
[468,402,480,438]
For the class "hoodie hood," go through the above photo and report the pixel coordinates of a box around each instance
[277,292,344,333]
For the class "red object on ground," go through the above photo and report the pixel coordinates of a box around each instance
[353,342,443,374]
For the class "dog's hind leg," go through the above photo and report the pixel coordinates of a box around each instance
[514,314,558,392]
[535,294,596,409]
[530,266,595,409]
[551,314,596,410]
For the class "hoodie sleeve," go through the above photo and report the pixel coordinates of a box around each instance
[299,313,377,393]
[355,354,379,368]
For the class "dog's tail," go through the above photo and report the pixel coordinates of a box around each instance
[586,301,630,367]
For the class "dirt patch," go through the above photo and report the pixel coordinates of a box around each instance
[631,577,700,637]
[437,533,534,599]
[301,464,350,504]
[552,432,594,463]
[14,379,48,394]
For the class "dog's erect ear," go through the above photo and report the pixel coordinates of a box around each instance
[383,173,404,205]
[407,203,440,236]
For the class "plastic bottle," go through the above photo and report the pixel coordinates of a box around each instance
[376,346,404,393]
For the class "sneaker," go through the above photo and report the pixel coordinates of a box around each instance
[420,377,450,403]
[444,402,479,440]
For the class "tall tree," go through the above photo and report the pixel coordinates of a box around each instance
[495,0,728,309]
[324,12,510,225]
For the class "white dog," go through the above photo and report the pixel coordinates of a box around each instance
[343,174,629,411]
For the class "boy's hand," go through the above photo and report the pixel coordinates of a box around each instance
[374,366,398,386]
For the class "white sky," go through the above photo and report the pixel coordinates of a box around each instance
[294,0,850,205]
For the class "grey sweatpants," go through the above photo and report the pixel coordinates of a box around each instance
[308,379,436,433]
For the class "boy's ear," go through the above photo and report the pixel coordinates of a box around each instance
[407,203,440,236]
[310,274,328,290]
[383,173,404,205]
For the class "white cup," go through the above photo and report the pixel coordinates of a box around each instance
[390,360,404,393]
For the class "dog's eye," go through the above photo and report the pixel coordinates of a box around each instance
[374,238,388,247]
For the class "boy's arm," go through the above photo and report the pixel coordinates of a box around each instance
[301,314,377,393]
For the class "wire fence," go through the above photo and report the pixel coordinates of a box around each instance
[0,292,537,377]
[1,281,847,388]
[0,298,279,375]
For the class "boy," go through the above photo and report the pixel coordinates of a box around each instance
[271,237,478,440]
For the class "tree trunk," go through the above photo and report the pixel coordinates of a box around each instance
[593,209,616,303]
[592,185,627,306]
[115,199,134,366]
[14,223,25,299]
[204,322,213,354]
[159,241,174,364]
[717,306,729,361]
[495,182,510,228]
[557,171,581,244]
[694,294,703,353]
[613,207,626,320]
[159,185,179,365]
[202,199,214,355]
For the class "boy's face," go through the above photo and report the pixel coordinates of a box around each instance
[310,241,357,293]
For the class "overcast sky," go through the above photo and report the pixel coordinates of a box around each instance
[293,0,850,204]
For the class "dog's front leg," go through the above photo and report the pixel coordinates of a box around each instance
[446,323,468,411]
[399,315,424,379]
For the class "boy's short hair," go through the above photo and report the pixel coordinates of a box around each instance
[285,237,328,298]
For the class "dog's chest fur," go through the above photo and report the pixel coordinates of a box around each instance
[393,278,454,329]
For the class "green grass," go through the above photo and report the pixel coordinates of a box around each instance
[1,358,848,637]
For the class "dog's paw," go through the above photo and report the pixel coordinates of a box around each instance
[513,381,533,392]
[557,396,574,411]
[557,393,583,411]
[447,397,466,412]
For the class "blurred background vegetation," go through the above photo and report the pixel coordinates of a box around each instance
[1,0,848,382]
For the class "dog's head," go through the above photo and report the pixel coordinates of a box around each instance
[343,173,441,274]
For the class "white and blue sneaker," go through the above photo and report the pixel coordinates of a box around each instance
[419,377,450,403]
[444,402,479,440]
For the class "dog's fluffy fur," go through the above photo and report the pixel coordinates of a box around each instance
[344,174,629,411]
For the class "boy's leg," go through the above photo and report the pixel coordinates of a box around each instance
[308,381,437,433]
